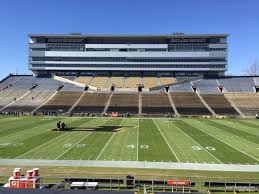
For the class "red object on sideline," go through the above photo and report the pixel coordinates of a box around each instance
[167,180,190,186]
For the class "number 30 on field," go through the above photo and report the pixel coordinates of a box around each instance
[192,146,216,151]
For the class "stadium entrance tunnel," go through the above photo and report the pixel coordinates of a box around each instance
[52,125,133,132]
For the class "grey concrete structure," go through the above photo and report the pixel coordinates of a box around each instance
[28,33,228,77]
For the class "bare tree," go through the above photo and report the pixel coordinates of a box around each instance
[245,60,259,76]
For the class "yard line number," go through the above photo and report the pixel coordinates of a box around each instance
[192,146,216,151]
[126,144,149,149]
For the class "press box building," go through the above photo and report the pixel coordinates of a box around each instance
[28,33,228,78]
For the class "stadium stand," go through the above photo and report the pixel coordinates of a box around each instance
[225,93,259,116]
[0,75,22,90]
[73,92,110,114]
[62,83,84,91]
[170,92,211,115]
[143,77,159,88]
[1,74,259,117]
[159,76,177,85]
[0,89,28,109]
[11,76,39,90]
[126,77,141,88]
[254,77,259,85]
[201,94,239,115]
[2,90,55,113]
[107,93,139,114]
[107,77,125,88]
[192,79,220,93]
[61,76,77,81]
[91,76,109,88]
[37,91,83,114]
[35,78,63,90]
[142,92,174,115]
[218,77,255,92]
[74,76,93,85]
[170,83,193,92]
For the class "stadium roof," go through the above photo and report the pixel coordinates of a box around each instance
[28,33,228,38]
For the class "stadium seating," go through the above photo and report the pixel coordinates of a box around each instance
[0,89,28,109]
[218,77,255,92]
[3,90,55,112]
[73,92,110,114]
[159,77,177,85]
[143,77,159,88]
[126,77,141,88]
[201,94,239,115]
[170,92,211,115]
[11,76,39,90]
[91,76,109,88]
[35,78,63,90]
[2,75,259,117]
[107,77,125,88]
[107,93,139,114]
[192,79,220,93]
[0,75,22,90]
[74,76,93,85]
[37,91,83,114]
[170,83,193,92]
[61,76,77,81]
[61,83,84,91]
[142,92,174,114]
[225,93,259,116]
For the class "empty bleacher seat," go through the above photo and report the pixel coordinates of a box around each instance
[35,78,63,90]
[142,92,174,114]
[61,83,84,91]
[107,93,139,114]
[143,77,159,88]
[74,76,93,85]
[38,91,82,113]
[0,89,28,109]
[126,77,141,88]
[171,92,211,115]
[170,83,193,92]
[91,76,109,88]
[3,90,55,112]
[73,93,110,114]
[192,79,220,93]
[0,76,22,90]
[201,94,239,115]
[218,77,255,92]
[159,77,176,85]
[225,93,259,116]
[107,77,125,88]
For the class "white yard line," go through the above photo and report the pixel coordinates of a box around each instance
[182,120,259,163]
[137,118,139,161]
[96,133,116,160]
[0,117,73,143]
[55,133,92,160]
[15,119,92,159]
[171,121,223,164]
[15,132,68,159]
[213,120,259,137]
[95,119,125,160]
[152,119,180,163]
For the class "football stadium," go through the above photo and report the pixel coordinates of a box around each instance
[1,33,259,193]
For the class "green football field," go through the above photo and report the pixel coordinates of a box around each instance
[0,116,259,165]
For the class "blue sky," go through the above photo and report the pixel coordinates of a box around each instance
[0,0,258,79]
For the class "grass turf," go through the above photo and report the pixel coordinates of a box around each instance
[0,116,259,165]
